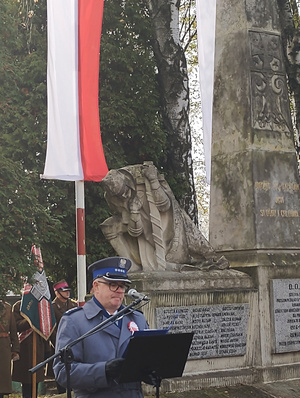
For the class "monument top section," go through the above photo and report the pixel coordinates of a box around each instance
[209,0,300,261]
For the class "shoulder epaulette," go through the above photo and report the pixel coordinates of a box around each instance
[133,308,144,315]
[64,307,83,316]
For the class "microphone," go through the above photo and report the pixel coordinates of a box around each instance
[128,289,149,301]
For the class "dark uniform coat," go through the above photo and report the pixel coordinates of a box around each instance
[47,296,78,379]
[0,301,20,393]
[53,297,148,398]
[51,296,78,346]
[12,301,49,384]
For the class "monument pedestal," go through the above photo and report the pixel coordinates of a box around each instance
[234,262,300,383]
[129,266,300,393]
[129,269,258,393]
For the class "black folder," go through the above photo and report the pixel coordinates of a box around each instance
[119,332,194,384]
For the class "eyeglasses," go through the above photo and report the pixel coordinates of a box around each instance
[97,281,127,292]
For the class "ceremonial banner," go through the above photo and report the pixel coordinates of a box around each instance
[43,0,108,181]
[20,246,56,340]
[196,0,217,183]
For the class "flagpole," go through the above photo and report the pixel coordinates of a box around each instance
[32,331,37,398]
[75,180,87,306]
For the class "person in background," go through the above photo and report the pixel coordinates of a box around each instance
[0,300,20,398]
[12,300,49,398]
[53,257,149,398]
[51,280,78,343]
[50,280,77,394]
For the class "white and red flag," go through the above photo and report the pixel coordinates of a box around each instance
[43,0,108,181]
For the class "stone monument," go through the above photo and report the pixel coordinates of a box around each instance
[98,0,300,393]
[100,162,255,394]
[208,0,300,389]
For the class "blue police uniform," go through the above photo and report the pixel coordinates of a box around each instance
[53,257,149,398]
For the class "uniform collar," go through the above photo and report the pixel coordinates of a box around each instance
[83,296,125,320]
[92,296,123,328]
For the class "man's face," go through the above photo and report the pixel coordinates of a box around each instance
[93,278,126,314]
[56,290,70,300]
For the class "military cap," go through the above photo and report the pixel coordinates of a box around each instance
[88,257,132,284]
[53,280,71,292]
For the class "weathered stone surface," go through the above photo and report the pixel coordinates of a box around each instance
[44,379,300,398]
[101,162,228,272]
[129,269,253,292]
[209,0,300,258]
[207,1,300,386]
[128,269,258,388]
[143,379,300,398]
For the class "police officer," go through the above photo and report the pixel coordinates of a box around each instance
[53,257,148,398]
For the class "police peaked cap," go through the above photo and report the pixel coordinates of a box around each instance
[88,257,132,284]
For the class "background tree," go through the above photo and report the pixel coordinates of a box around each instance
[0,0,200,294]
[0,153,62,299]
[277,0,300,162]
[145,0,198,223]
[178,0,210,234]
[0,0,77,292]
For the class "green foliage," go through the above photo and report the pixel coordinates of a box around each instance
[277,0,300,162]
[179,0,197,61]
[0,0,196,297]
[99,0,167,170]
[0,0,77,292]
[0,152,61,299]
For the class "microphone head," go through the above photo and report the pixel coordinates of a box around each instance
[127,289,149,301]
[128,289,139,298]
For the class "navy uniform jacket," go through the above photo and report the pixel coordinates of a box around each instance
[53,297,148,398]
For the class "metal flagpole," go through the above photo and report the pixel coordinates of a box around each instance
[75,180,86,306]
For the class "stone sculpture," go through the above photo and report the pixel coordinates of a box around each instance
[100,161,229,272]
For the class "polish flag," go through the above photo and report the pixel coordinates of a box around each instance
[43,0,108,181]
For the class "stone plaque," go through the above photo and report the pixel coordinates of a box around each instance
[253,164,300,249]
[271,279,300,353]
[155,304,249,359]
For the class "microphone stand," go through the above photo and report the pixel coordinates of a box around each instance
[29,296,149,398]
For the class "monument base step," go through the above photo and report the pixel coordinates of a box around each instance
[142,363,300,395]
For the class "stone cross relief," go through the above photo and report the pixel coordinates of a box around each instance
[100,162,229,273]
[249,30,292,134]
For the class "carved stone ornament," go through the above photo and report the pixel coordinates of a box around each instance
[100,162,229,273]
[249,30,292,134]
